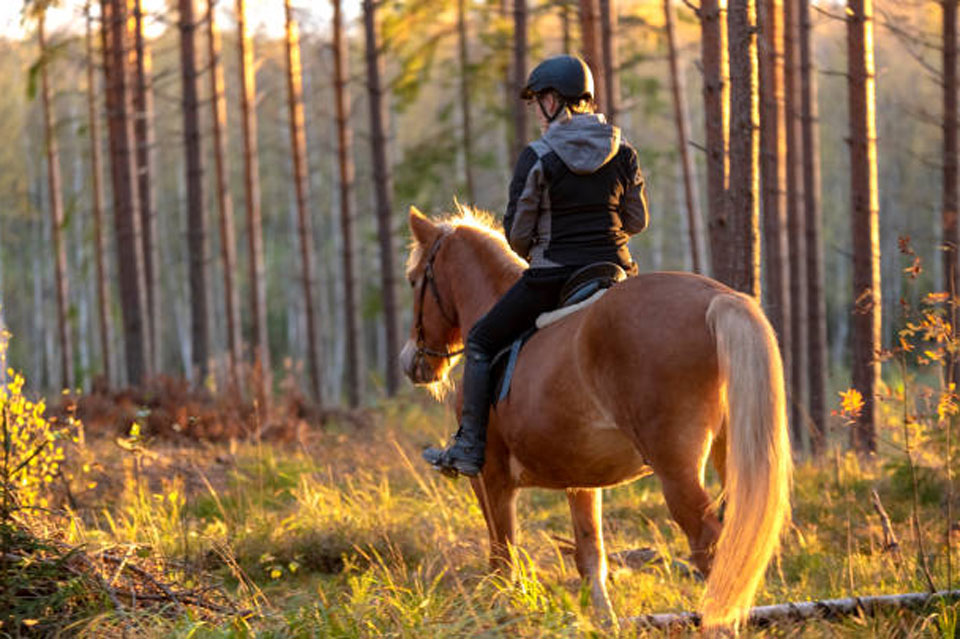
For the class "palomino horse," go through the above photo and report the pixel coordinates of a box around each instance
[399,206,791,629]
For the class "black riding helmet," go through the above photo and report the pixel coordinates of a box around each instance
[520,54,595,102]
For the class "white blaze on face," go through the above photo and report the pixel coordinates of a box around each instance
[399,340,418,379]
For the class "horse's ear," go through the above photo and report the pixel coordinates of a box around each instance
[409,206,439,246]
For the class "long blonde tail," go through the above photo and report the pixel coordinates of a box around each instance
[702,293,793,629]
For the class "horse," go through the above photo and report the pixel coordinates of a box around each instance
[399,205,792,630]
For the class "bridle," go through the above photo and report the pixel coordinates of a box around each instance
[412,230,464,366]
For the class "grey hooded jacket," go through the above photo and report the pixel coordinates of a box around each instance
[503,112,648,270]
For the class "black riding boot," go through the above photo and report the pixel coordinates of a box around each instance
[422,350,492,477]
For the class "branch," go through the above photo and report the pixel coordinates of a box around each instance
[871,489,901,552]
[811,4,847,22]
[680,0,701,18]
[628,590,960,629]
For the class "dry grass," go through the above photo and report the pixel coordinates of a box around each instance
[6,377,960,637]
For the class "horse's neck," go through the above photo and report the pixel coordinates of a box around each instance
[448,235,523,336]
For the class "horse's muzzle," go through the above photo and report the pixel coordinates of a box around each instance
[399,340,432,384]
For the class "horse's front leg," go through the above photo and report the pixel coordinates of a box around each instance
[469,430,517,571]
[566,488,617,627]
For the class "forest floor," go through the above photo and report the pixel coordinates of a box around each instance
[6,380,960,638]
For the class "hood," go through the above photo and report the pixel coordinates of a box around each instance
[541,113,621,175]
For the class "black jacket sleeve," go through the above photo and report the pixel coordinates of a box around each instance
[503,146,540,240]
[619,144,649,235]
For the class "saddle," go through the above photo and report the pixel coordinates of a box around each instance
[491,262,627,404]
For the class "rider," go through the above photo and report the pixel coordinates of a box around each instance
[423,54,649,477]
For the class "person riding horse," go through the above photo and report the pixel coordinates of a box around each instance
[423,54,650,478]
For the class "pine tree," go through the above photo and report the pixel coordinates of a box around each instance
[726,0,761,297]
[363,0,402,397]
[847,0,881,454]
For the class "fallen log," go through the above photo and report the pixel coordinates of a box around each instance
[628,590,960,629]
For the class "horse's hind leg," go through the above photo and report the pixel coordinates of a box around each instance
[658,470,722,576]
[566,488,616,625]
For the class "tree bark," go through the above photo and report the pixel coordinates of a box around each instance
[457,0,476,201]
[178,0,209,383]
[284,0,323,404]
[207,0,241,390]
[943,0,959,387]
[599,0,619,123]
[847,0,881,455]
[363,0,402,397]
[101,0,149,386]
[38,13,74,391]
[800,0,827,455]
[758,0,790,376]
[333,0,364,407]
[236,0,270,405]
[785,0,807,451]
[701,0,730,280]
[578,0,605,113]
[726,0,760,298]
[665,0,705,274]
[133,0,158,375]
[513,0,528,152]
[85,2,114,387]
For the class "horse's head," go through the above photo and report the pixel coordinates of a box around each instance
[399,207,464,387]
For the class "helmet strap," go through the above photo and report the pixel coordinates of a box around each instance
[537,94,566,123]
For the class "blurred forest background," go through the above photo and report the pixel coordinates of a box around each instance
[0,0,945,437]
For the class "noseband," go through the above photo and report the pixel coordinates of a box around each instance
[413,231,465,365]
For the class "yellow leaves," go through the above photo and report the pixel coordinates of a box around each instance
[833,388,865,424]
[938,384,960,423]
[926,291,952,304]
[1,333,84,512]
[840,389,864,416]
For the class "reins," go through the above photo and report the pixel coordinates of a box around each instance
[413,230,465,364]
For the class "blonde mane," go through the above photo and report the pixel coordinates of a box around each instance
[405,203,526,277]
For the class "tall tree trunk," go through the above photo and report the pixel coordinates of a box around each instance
[179,0,209,382]
[333,0,364,407]
[944,0,959,387]
[85,2,114,386]
[702,0,730,279]
[726,0,760,297]
[133,0,158,375]
[502,0,520,166]
[457,0,476,201]
[38,13,74,391]
[101,0,149,386]
[513,0,528,153]
[561,0,572,53]
[284,0,323,404]
[847,0,881,454]
[758,0,790,372]
[665,0,704,274]
[800,0,827,455]
[363,0,402,397]
[578,0,606,112]
[599,0,619,123]
[206,0,241,390]
[236,0,270,405]
[785,0,807,451]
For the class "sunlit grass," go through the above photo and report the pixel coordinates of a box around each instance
[9,385,960,637]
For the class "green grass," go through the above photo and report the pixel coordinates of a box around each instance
[19,392,960,638]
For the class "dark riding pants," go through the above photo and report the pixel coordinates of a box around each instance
[466,266,579,358]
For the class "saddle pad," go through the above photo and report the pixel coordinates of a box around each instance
[535,288,607,329]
